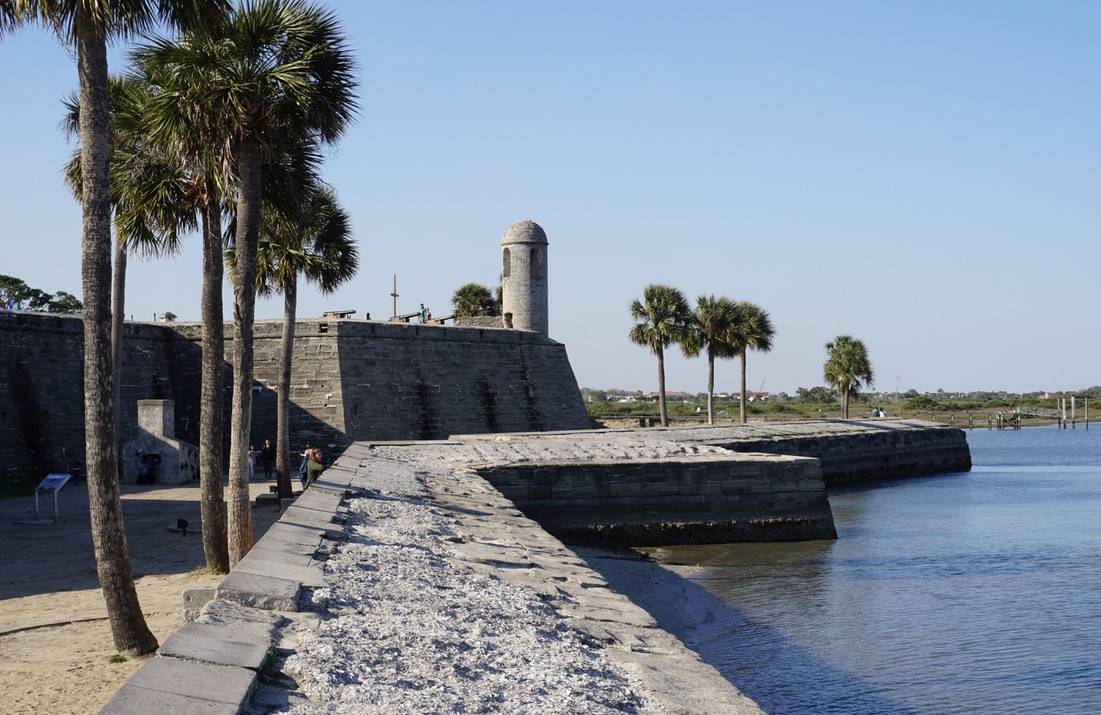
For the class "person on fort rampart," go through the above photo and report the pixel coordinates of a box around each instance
[418,303,426,323]
[247,444,257,479]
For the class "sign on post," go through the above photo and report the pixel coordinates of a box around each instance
[34,473,71,522]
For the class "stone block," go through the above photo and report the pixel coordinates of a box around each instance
[158,622,271,670]
[99,657,256,715]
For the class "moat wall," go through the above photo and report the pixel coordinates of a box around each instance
[0,311,591,483]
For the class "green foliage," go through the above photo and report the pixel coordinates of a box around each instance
[904,395,940,410]
[0,275,82,313]
[108,654,127,664]
[628,284,691,356]
[797,386,836,403]
[452,282,500,317]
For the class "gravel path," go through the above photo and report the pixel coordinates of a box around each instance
[281,446,655,714]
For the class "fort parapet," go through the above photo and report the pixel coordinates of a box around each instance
[0,311,591,482]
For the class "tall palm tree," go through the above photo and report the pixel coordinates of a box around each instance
[2,0,228,656]
[136,0,358,565]
[733,301,775,424]
[131,51,237,573]
[680,295,739,425]
[629,284,690,427]
[232,186,357,500]
[61,74,196,417]
[824,334,874,419]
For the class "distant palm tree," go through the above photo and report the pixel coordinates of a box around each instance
[232,186,357,500]
[823,335,874,419]
[2,0,229,657]
[681,295,739,424]
[135,0,358,565]
[733,301,775,424]
[452,282,500,317]
[629,284,690,427]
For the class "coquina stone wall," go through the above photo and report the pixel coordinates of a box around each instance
[0,311,182,482]
[0,311,592,482]
[706,426,972,485]
[473,453,836,546]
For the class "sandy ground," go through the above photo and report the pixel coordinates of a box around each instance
[0,477,282,715]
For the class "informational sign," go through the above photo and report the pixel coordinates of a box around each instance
[37,473,71,492]
[35,473,71,522]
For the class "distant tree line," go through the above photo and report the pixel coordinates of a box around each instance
[0,275,82,313]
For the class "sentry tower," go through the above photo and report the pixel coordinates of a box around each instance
[501,220,549,335]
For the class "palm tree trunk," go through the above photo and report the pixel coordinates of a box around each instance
[706,351,715,425]
[76,17,157,656]
[227,137,262,567]
[841,386,850,419]
[111,239,125,427]
[657,346,668,427]
[739,350,748,424]
[199,190,229,572]
[275,274,297,500]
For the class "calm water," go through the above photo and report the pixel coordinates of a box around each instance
[651,426,1101,714]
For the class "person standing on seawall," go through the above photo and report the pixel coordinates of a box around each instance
[298,441,313,487]
[305,447,324,487]
[259,439,275,480]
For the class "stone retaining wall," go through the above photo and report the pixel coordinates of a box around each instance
[706,424,972,484]
[474,453,836,545]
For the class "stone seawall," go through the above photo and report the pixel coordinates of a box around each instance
[702,421,972,484]
[474,453,836,545]
[0,312,592,482]
[103,438,764,714]
[101,424,969,712]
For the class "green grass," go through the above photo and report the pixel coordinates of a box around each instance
[0,479,40,500]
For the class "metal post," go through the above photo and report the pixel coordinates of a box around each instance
[390,274,399,319]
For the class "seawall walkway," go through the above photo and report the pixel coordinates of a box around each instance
[102,421,968,713]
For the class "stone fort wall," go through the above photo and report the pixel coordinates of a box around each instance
[0,311,592,482]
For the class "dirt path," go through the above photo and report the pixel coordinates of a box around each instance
[0,479,282,715]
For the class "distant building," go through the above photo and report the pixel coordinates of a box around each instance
[647,391,692,402]
[731,391,770,402]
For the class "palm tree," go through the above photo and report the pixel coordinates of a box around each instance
[629,284,690,427]
[131,50,237,574]
[233,186,357,500]
[61,74,196,420]
[824,335,874,419]
[733,301,775,424]
[136,0,358,566]
[680,295,739,425]
[2,0,228,657]
[69,67,232,572]
[452,282,500,317]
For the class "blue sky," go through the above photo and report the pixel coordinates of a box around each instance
[1,1,1098,396]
